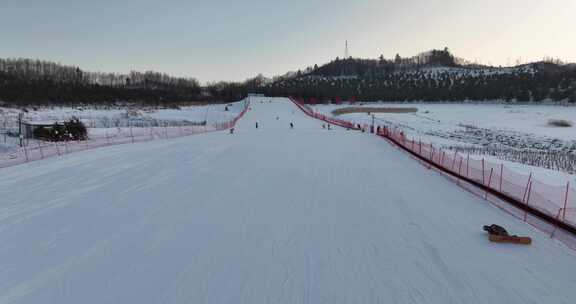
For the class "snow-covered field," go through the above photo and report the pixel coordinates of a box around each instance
[312,102,576,185]
[1,97,576,304]
[0,102,244,152]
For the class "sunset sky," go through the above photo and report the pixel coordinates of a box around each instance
[1,0,574,83]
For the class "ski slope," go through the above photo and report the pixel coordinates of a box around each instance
[0,97,575,304]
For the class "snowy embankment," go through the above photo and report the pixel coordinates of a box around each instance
[312,102,576,186]
[0,102,244,150]
[1,97,576,303]
[0,101,247,168]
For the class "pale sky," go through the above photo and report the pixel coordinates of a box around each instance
[1,0,574,83]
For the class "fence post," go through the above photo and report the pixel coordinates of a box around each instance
[451,151,457,171]
[419,140,422,155]
[499,164,504,192]
[466,154,470,177]
[485,168,494,200]
[482,158,485,185]
[563,181,570,221]
[523,181,533,222]
[522,173,532,203]
[38,142,44,159]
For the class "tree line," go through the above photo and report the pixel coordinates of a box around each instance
[0,58,209,105]
[262,50,576,103]
[1,49,575,105]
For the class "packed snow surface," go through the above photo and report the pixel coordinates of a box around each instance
[1,97,575,304]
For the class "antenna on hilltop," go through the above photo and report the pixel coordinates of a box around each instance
[345,40,349,58]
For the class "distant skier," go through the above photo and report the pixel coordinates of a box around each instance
[276,116,280,120]
[229,128,234,134]
[290,122,294,129]
[255,122,259,129]
[322,124,326,129]
[327,124,331,130]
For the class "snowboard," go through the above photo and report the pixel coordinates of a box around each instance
[488,234,532,245]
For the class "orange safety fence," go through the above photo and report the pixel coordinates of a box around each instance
[0,100,249,169]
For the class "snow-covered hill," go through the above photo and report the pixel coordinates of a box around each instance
[1,97,575,304]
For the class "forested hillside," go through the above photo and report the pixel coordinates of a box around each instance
[264,49,576,103]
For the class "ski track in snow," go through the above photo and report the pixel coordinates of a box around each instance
[0,97,575,304]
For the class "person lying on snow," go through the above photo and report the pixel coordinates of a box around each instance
[483,224,509,236]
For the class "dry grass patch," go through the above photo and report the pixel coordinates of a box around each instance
[332,107,418,116]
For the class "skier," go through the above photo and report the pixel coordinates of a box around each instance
[290,122,294,129]
[322,124,326,129]
[255,122,259,129]
[229,128,234,134]
[327,124,331,130]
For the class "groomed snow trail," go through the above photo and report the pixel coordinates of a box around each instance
[1,97,575,304]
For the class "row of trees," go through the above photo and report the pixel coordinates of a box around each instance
[305,48,459,78]
[0,59,207,105]
[1,49,575,105]
[263,56,576,103]
[0,58,200,88]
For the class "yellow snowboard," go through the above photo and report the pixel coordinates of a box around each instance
[488,234,532,245]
